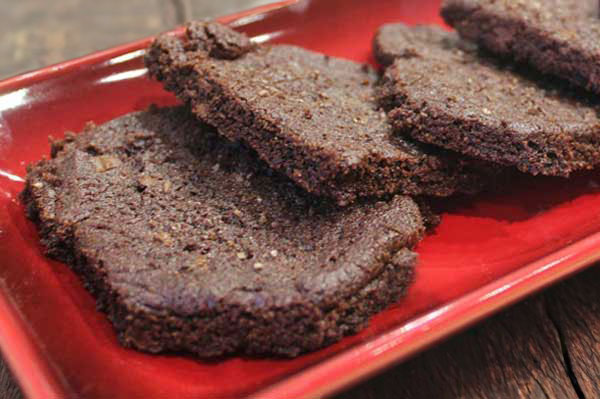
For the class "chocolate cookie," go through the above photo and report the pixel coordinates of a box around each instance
[145,22,490,206]
[441,0,600,94]
[22,106,424,358]
[376,23,600,176]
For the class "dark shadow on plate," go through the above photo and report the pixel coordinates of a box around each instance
[134,95,179,111]
[427,169,600,223]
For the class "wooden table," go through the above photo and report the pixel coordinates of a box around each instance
[1,1,599,398]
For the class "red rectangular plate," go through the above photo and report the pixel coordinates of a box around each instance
[1,1,600,398]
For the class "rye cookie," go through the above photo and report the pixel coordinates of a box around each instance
[375,23,600,176]
[145,22,492,206]
[22,106,425,358]
[441,0,600,94]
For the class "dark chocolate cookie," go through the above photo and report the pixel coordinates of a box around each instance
[22,106,424,358]
[145,22,491,206]
[375,23,600,176]
[441,0,600,94]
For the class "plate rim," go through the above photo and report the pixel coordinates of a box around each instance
[0,1,599,397]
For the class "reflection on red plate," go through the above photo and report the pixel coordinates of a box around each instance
[1,0,600,398]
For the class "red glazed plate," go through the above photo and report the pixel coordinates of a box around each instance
[1,0,600,398]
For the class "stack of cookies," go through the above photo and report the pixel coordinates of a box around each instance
[377,0,600,177]
[22,0,600,358]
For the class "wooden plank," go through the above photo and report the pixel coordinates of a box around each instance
[181,0,276,20]
[547,266,600,398]
[0,0,172,79]
[338,296,579,399]
[0,360,20,399]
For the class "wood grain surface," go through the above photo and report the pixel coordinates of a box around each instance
[1,1,599,398]
[339,274,599,399]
